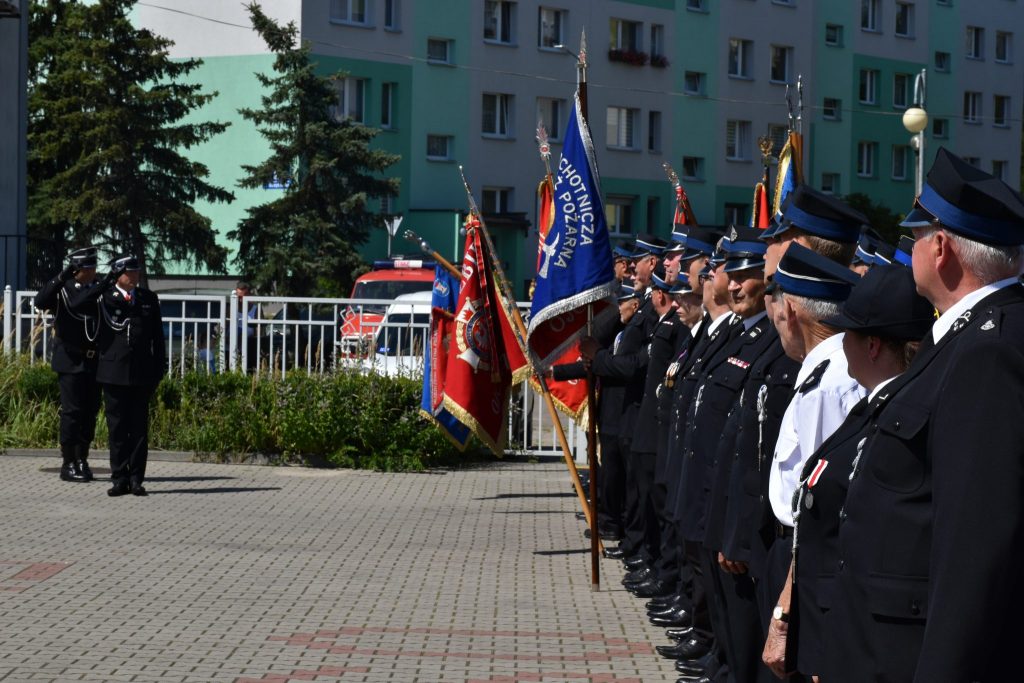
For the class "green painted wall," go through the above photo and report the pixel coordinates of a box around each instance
[808,3,855,195]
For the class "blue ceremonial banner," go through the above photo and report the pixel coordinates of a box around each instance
[527,93,617,366]
[772,132,803,218]
[421,265,471,449]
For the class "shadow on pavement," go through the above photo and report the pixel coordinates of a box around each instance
[474,492,575,500]
[533,548,590,556]
[141,476,236,482]
[149,486,282,494]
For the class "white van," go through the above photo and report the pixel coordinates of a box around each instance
[364,291,432,378]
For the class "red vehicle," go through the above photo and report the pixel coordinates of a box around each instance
[339,259,436,355]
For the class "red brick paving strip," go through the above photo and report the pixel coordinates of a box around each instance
[0,561,72,592]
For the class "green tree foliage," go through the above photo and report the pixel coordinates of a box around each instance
[843,192,906,245]
[231,3,399,297]
[26,0,232,283]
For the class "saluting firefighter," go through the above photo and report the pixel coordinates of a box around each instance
[70,255,165,497]
[33,247,104,483]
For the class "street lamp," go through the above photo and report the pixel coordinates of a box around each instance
[902,68,928,197]
[383,215,403,258]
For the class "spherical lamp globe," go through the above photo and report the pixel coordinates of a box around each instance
[903,107,928,134]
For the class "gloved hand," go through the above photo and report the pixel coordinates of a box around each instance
[59,265,77,282]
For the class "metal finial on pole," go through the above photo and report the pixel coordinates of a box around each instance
[403,229,460,278]
[796,74,804,135]
[536,122,554,178]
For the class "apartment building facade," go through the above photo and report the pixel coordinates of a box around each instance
[137,0,1024,295]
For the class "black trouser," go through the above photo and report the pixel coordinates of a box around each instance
[58,372,102,451]
[620,437,645,559]
[632,451,660,564]
[597,432,626,532]
[103,384,154,484]
[653,483,682,588]
[719,563,776,683]
[684,538,713,632]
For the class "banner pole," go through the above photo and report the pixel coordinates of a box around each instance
[458,168,602,554]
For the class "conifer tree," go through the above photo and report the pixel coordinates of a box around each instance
[232,2,399,297]
[27,0,232,283]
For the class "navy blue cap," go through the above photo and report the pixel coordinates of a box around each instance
[670,273,693,294]
[616,283,638,302]
[679,226,722,260]
[821,265,934,339]
[613,239,636,259]
[893,235,914,267]
[709,235,730,267]
[110,254,140,272]
[68,247,98,269]
[760,213,787,240]
[723,225,768,273]
[665,224,689,253]
[852,228,881,265]
[900,148,1024,246]
[633,234,668,257]
[776,185,867,243]
[650,265,672,292]
[872,241,896,266]
[774,243,861,301]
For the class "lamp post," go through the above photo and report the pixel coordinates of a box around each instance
[902,68,928,197]
[383,215,403,258]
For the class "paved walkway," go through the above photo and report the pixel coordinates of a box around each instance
[0,455,678,682]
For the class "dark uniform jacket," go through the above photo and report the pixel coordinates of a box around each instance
[700,314,776,551]
[719,330,800,575]
[653,317,704,468]
[551,316,625,435]
[71,285,166,388]
[665,314,741,524]
[631,308,681,453]
[33,276,100,374]
[827,283,1024,683]
[589,303,650,441]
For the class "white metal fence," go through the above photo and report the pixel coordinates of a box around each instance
[2,285,585,459]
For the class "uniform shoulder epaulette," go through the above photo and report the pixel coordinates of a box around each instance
[798,359,830,394]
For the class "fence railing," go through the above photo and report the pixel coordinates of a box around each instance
[2,286,585,459]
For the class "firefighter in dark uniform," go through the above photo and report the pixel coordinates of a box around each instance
[71,255,166,497]
[823,149,1024,682]
[33,247,103,482]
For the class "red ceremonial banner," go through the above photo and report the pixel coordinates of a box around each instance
[529,341,589,421]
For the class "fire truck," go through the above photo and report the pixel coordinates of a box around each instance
[339,259,436,355]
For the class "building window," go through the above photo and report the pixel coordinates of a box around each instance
[893,73,910,109]
[857,142,876,178]
[426,134,453,160]
[605,196,635,235]
[724,203,747,227]
[538,7,565,49]
[482,93,513,137]
[770,46,793,83]
[482,187,513,214]
[686,0,707,11]
[380,82,395,129]
[859,69,878,104]
[330,0,368,24]
[895,2,914,38]
[935,51,950,72]
[825,24,843,46]
[932,117,948,138]
[646,197,660,233]
[726,120,752,161]
[330,77,365,123]
[384,0,400,30]
[861,0,880,31]
[963,91,982,123]
[609,18,642,52]
[684,71,706,95]
[537,97,566,141]
[427,38,453,63]
[994,95,1010,126]
[648,111,662,152]
[992,160,1008,181]
[892,145,909,180]
[651,24,665,59]
[996,32,1013,63]
[768,124,789,157]
[728,38,753,78]
[682,156,705,181]
[606,106,638,149]
[484,1,516,44]
[821,173,840,194]
[823,97,841,120]
[966,26,984,60]
[380,193,394,214]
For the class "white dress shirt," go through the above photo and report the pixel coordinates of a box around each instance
[769,333,867,526]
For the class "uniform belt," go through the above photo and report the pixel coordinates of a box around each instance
[61,342,97,359]
[775,522,794,538]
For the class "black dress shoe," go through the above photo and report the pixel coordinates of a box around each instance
[648,602,688,618]
[623,554,646,568]
[675,649,719,677]
[656,636,711,661]
[575,511,587,521]
[675,677,712,683]
[646,593,683,610]
[130,480,148,497]
[665,626,695,641]
[602,546,626,560]
[622,566,653,584]
[108,480,131,497]
[75,459,94,482]
[60,461,88,482]
[632,579,674,599]
[584,527,622,542]
[649,605,692,626]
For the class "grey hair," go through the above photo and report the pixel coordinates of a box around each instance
[921,227,1024,283]
[783,292,844,322]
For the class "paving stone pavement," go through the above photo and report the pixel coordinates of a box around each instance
[0,456,681,682]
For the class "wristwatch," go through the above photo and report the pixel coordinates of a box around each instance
[772,605,790,623]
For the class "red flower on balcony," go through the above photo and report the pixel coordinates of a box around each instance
[608,49,649,66]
